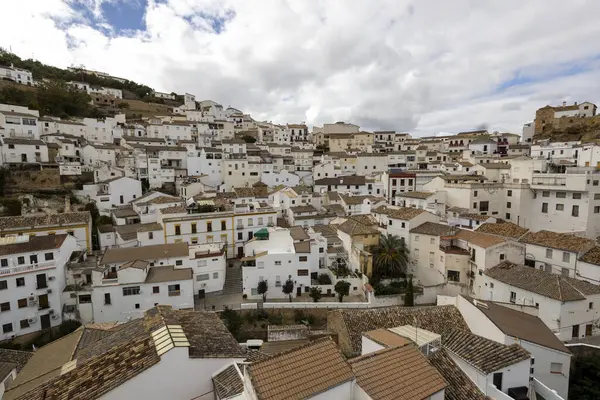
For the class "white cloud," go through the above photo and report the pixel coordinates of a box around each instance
[2,0,600,135]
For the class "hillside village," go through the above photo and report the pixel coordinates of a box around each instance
[0,55,599,400]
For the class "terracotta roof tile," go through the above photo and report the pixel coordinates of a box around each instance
[454,230,507,249]
[397,191,434,199]
[338,219,380,236]
[249,337,354,400]
[476,222,529,239]
[443,329,530,374]
[328,305,468,357]
[409,222,456,236]
[520,230,595,253]
[428,349,488,400]
[213,364,244,399]
[484,261,600,301]
[0,212,91,232]
[0,235,68,256]
[580,246,600,266]
[387,207,427,221]
[349,345,447,400]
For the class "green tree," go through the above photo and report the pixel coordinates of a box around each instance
[0,199,22,216]
[334,280,351,302]
[221,307,242,338]
[282,278,294,302]
[241,135,257,143]
[404,278,415,307]
[37,80,92,117]
[373,234,409,280]
[257,280,268,302]
[570,354,600,399]
[309,287,322,302]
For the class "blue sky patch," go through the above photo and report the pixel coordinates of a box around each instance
[101,0,148,34]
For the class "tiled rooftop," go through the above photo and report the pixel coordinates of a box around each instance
[520,230,596,253]
[485,261,600,301]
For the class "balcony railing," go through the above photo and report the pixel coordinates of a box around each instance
[0,261,55,277]
[168,290,181,297]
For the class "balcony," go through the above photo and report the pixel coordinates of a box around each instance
[103,271,118,281]
[168,290,181,297]
[236,225,245,230]
[0,261,55,277]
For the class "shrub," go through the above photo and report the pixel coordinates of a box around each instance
[318,274,332,285]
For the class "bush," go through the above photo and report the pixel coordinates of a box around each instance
[373,283,404,296]
[267,312,283,325]
[318,274,332,285]
[389,280,406,289]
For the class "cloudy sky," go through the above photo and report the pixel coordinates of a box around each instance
[1,0,600,135]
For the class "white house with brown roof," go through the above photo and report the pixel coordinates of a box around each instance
[482,261,600,342]
[0,106,39,139]
[519,230,596,278]
[380,207,440,245]
[0,234,78,341]
[441,295,570,399]
[0,212,93,254]
[0,138,48,164]
[80,176,142,215]
[241,227,325,300]
[4,306,248,400]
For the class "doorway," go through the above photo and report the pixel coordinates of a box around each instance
[36,273,47,289]
[493,373,503,391]
[296,287,302,296]
[572,325,580,338]
[40,314,51,330]
[38,294,49,310]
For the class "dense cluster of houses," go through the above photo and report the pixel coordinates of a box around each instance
[0,87,598,399]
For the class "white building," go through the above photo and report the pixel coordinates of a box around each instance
[3,305,248,400]
[0,108,39,139]
[0,138,48,164]
[80,176,142,214]
[69,81,123,99]
[0,212,92,253]
[241,227,322,300]
[0,234,78,340]
[0,65,32,85]
[482,261,600,342]
[441,295,572,399]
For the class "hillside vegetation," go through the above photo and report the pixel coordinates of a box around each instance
[0,50,180,118]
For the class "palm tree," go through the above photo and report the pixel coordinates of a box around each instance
[373,234,409,280]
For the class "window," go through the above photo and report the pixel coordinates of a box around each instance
[299,256,307,262]
[206,235,213,243]
[479,201,489,212]
[17,298,27,308]
[149,232,154,240]
[174,225,181,235]
[493,373,503,391]
[500,254,505,260]
[589,302,594,310]
[0,281,6,290]
[44,252,54,261]
[196,274,209,281]
[0,302,10,312]
[275,260,282,266]
[506,202,511,209]
[595,193,600,200]
[507,190,512,197]
[572,205,579,217]
[104,293,111,305]
[542,191,550,197]
[16,277,24,287]
[594,180,599,186]
[505,213,511,220]
[168,284,181,296]
[556,204,564,211]
[415,236,419,242]
[221,221,227,230]
[546,249,553,259]
[430,238,435,244]
[563,252,570,263]
[447,271,460,282]
[175,260,183,266]
[153,286,160,294]
[3,323,12,334]
[556,192,566,198]
[509,291,516,303]
[297,269,309,276]
[401,222,405,228]
[191,223,197,233]
[550,363,562,374]
[122,286,141,296]
[573,193,582,200]
[17,256,25,265]
[135,303,140,309]
[561,268,569,277]
[213,272,218,279]
[238,232,243,240]
[474,190,478,197]
[20,319,29,330]
[79,295,92,303]
[0,259,6,268]
[541,203,548,213]
[595,206,600,214]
